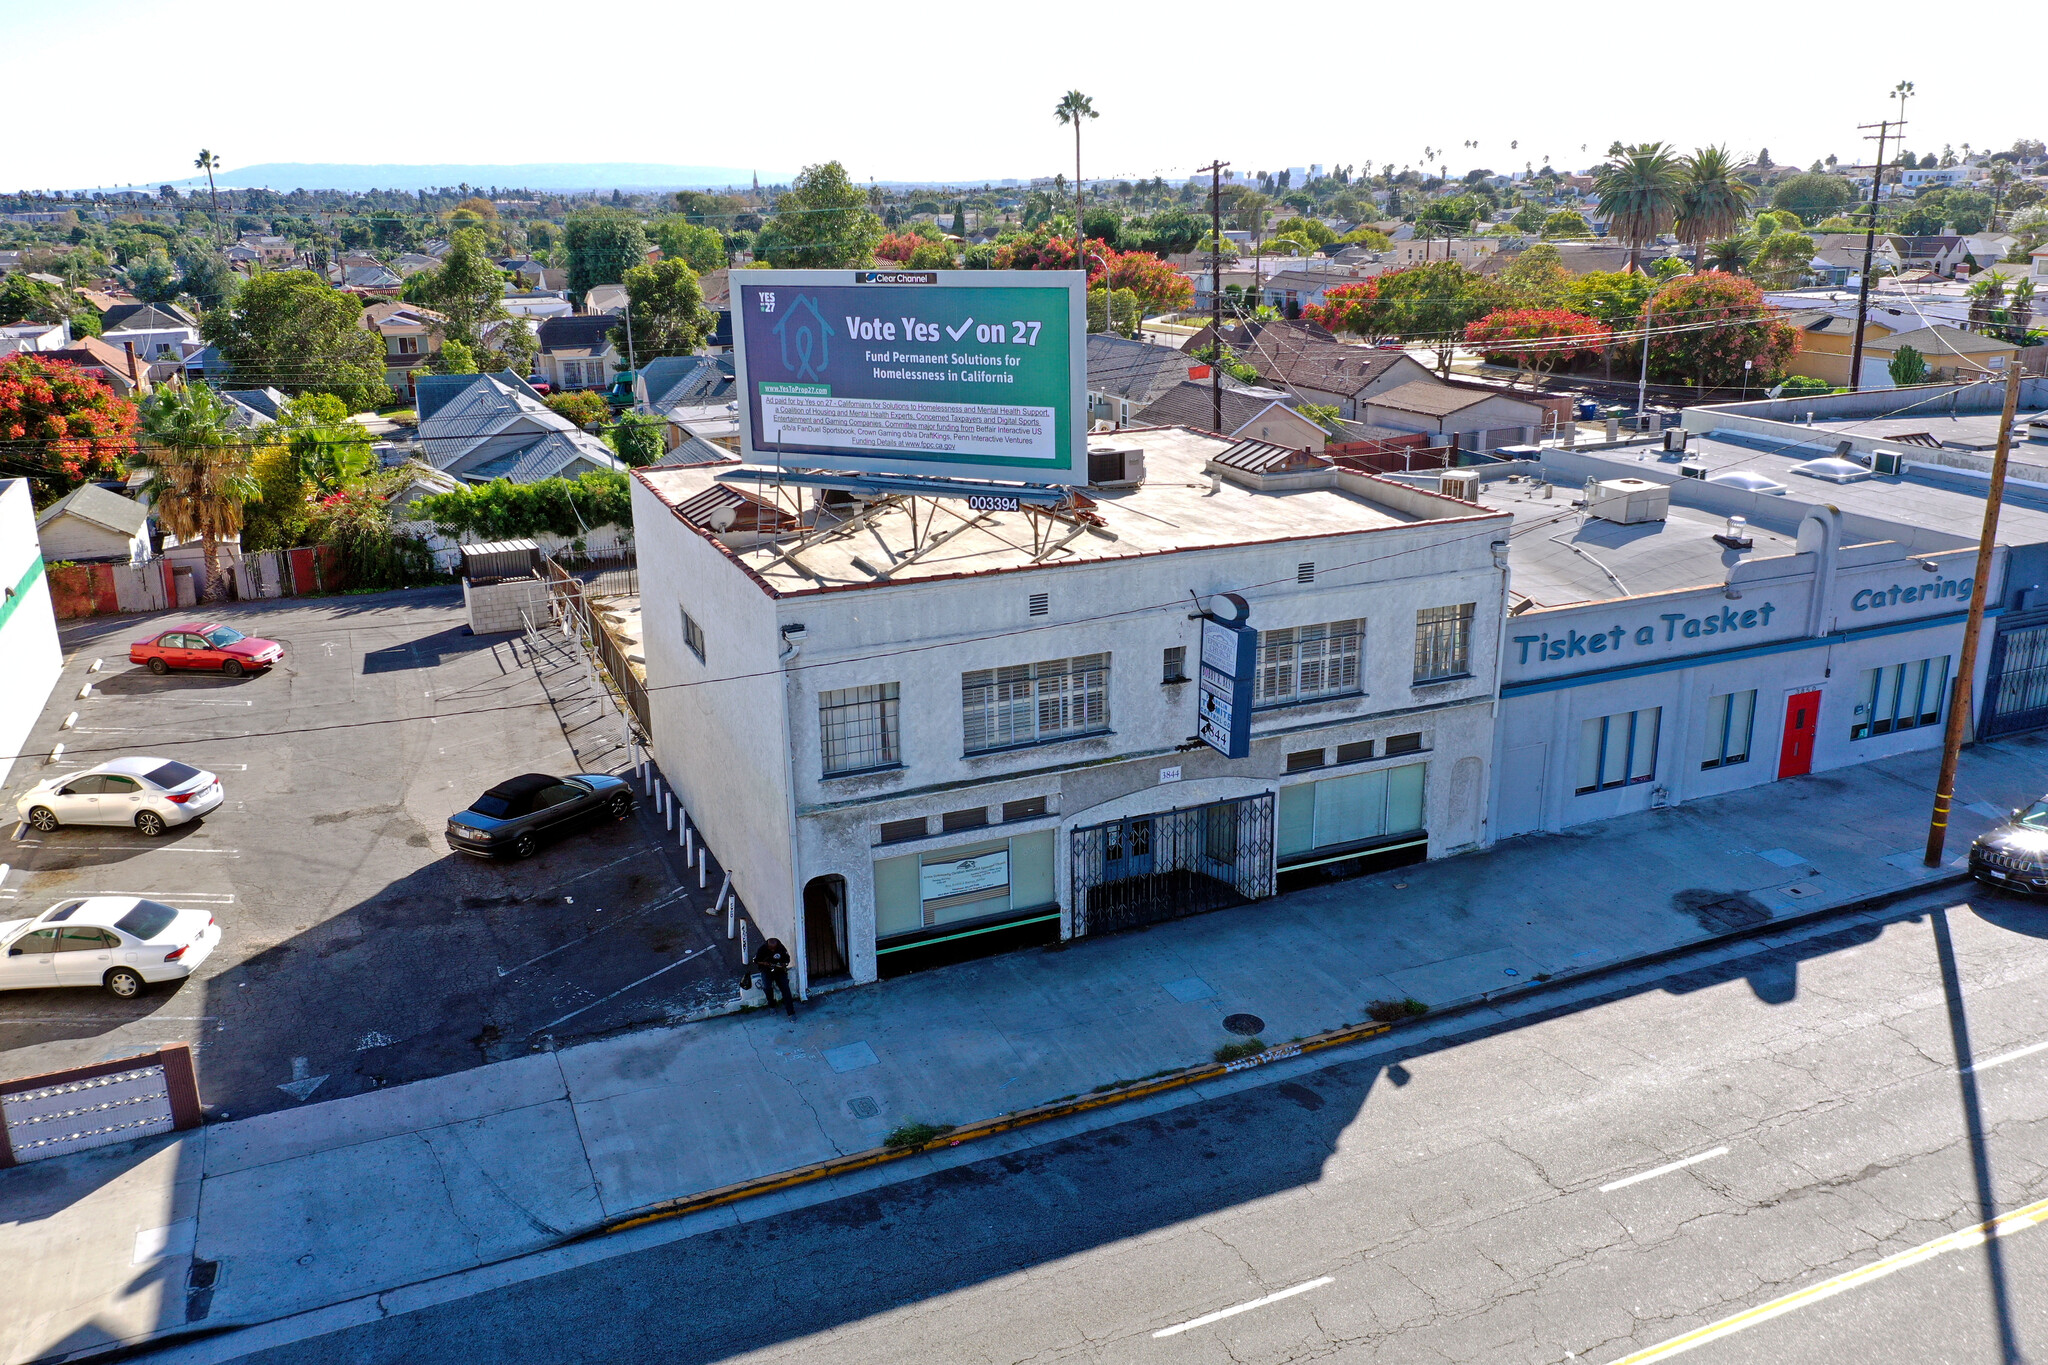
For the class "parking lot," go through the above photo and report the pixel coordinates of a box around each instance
[0,587,737,1119]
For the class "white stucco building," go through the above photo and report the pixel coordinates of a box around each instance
[631,426,1510,993]
[1,479,63,792]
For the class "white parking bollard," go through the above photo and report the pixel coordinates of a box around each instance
[87,658,102,673]
[697,848,707,889]
[61,712,77,730]
[77,682,92,699]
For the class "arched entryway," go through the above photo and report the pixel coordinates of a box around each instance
[804,875,850,982]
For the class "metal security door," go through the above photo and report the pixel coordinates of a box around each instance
[1073,794,1274,938]
[1778,690,1820,779]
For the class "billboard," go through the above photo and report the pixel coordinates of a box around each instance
[732,269,1088,485]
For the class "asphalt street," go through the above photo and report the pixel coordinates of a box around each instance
[190,885,2048,1365]
[0,588,737,1119]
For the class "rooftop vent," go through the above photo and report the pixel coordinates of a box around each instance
[1705,469,1789,496]
[1585,477,1669,525]
[1440,470,1482,502]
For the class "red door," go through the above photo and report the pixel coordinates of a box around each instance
[1778,690,1821,779]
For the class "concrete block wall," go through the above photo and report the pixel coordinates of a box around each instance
[463,576,554,635]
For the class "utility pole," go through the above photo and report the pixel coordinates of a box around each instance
[1198,161,1230,434]
[1850,82,1913,393]
[1924,362,2021,867]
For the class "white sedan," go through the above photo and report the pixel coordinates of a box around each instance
[15,756,223,837]
[0,897,221,997]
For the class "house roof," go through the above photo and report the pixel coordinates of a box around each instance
[1362,379,1501,418]
[1087,335,1208,404]
[650,432,740,468]
[221,386,288,421]
[101,302,196,332]
[1190,318,1423,399]
[1133,381,1293,433]
[41,337,147,383]
[415,370,543,422]
[361,301,447,331]
[536,314,620,355]
[35,482,147,538]
[1867,324,2018,355]
[1211,437,1328,475]
[640,354,735,411]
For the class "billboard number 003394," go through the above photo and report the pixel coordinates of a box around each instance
[966,494,1023,513]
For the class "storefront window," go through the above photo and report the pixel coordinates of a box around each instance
[1576,708,1660,794]
[873,829,1057,942]
[1851,657,1948,740]
[1701,690,1755,769]
[1278,762,1426,863]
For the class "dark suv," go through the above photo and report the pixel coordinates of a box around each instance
[446,772,633,859]
[1968,796,2048,894]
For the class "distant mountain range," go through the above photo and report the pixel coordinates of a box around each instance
[149,163,781,193]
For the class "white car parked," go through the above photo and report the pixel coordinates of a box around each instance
[15,757,223,837]
[0,897,221,997]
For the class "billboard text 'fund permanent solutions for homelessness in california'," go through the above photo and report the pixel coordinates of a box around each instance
[733,270,1088,485]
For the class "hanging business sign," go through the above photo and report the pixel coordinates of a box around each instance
[733,269,1088,485]
[1197,614,1257,759]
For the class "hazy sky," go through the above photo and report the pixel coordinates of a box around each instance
[4,0,2030,191]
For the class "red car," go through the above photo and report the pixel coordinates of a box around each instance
[130,623,284,678]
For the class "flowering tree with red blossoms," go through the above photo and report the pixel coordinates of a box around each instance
[1644,272,1799,389]
[1464,308,1610,386]
[993,232,1192,320]
[0,353,139,496]
[873,231,927,264]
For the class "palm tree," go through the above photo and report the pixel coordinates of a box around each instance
[194,149,223,241]
[2012,277,2036,335]
[136,385,260,602]
[1703,236,1758,275]
[1967,275,2007,330]
[1053,91,1097,272]
[1595,142,1684,272]
[1986,161,2017,230]
[1675,145,1755,271]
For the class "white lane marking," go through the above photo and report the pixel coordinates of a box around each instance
[1153,1277,1334,1339]
[1962,1038,2048,1074]
[92,892,235,902]
[0,1016,219,1023]
[1600,1147,1730,1193]
[212,764,249,771]
[29,845,240,855]
[529,944,718,1035]
[1610,1195,2048,1363]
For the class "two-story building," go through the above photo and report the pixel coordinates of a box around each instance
[632,425,1510,994]
[361,302,447,399]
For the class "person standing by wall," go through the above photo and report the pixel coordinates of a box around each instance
[752,937,797,1017]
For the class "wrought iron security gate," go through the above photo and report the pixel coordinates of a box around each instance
[1072,793,1275,938]
[1983,618,2048,738]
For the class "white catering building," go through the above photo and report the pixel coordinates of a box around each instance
[631,427,1511,992]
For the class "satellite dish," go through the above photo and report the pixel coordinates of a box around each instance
[708,505,737,532]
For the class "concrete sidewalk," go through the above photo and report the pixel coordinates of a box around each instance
[6,736,2041,1363]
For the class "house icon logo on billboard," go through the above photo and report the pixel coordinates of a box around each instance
[771,294,835,381]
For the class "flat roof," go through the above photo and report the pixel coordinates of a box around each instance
[1478,478,1798,609]
[637,426,1494,597]
[1797,406,2048,454]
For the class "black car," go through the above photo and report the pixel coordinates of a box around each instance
[446,772,633,858]
[1968,796,2048,893]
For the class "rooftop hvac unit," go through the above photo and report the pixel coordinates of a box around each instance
[1585,477,1670,525]
[1871,448,1905,475]
[1086,439,1145,487]
[1440,469,1482,502]
[2027,419,2048,446]
[1679,462,1708,480]
[1662,428,1689,454]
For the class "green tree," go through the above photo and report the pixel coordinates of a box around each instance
[1888,343,1929,387]
[415,229,535,374]
[1272,215,1336,249]
[606,412,665,467]
[239,437,313,552]
[1750,231,1817,289]
[649,217,726,273]
[0,274,72,326]
[563,207,651,299]
[1541,209,1592,238]
[757,162,884,268]
[1769,173,1856,225]
[175,248,236,311]
[546,390,609,427]
[1595,142,1684,271]
[1702,237,1758,274]
[1675,145,1755,270]
[1508,202,1548,233]
[1495,243,1570,309]
[200,270,390,409]
[435,338,478,374]
[127,249,180,303]
[135,385,259,601]
[616,257,713,363]
[1373,262,1498,375]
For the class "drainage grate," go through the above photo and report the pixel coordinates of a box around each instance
[847,1095,879,1119]
[1222,1013,1265,1036]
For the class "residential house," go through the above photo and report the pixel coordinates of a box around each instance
[1383,237,1500,268]
[1808,234,1904,286]
[1180,318,1439,421]
[536,314,622,391]
[101,301,197,333]
[631,425,1507,990]
[392,253,441,277]
[1259,268,1383,317]
[1898,164,1986,190]
[1861,325,2021,386]
[1132,382,1332,449]
[220,386,288,426]
[1774,309,1896,388]
[361,301,447,397]
[224,244,262,267]
[1359,380,1548,448]
[1086,335,1217,426]
[503,292,576,320]
[1892,236,1970,277]
[236,234,295,263]
[1189,266,1264,312]
[636,355,737,450]
[413,371,624,483]
[98,303,201,376]
[2033,245,2048,283]
[584,283,630,316]
[1961,232,2018,269]
[329,262,404,294]
[0,320,71,354]
[33,482,152,564]
[39,336,152,397]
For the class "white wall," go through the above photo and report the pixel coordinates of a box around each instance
[37,514,143,564]
[0,480,63,792]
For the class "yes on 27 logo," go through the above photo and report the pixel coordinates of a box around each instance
[759,292,775,312]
